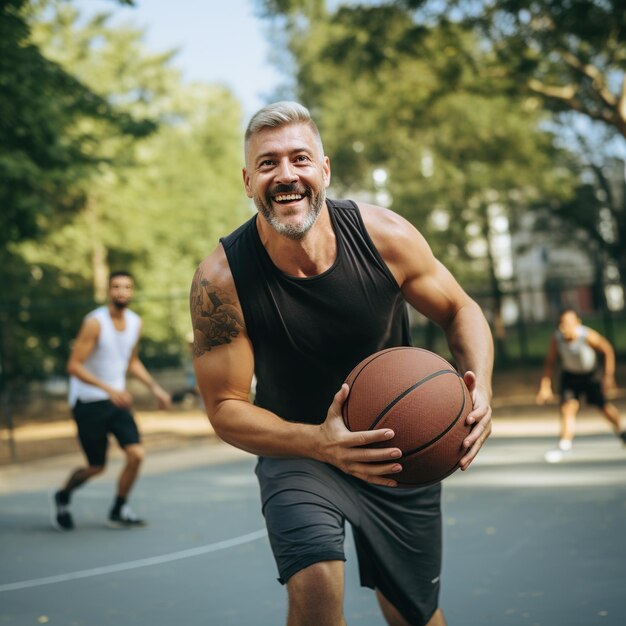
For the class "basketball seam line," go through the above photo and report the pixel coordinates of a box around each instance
[402,374,467,457]
[344,348,452,429]
[344,349,401,429]
[368,368,457,430]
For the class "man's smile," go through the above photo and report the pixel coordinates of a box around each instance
[274,193,304,203]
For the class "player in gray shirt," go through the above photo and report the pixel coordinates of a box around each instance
[536,308,626,462]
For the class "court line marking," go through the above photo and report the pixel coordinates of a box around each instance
[0,529,267,593]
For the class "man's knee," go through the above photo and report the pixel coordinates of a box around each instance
[561,399,579,416]
[124,444,144,466]
[86,465,105,477]
[287,560,345,624]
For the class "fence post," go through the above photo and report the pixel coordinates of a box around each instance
[513,286,529,363]
[593,253,616,345]
[0,312,17,462]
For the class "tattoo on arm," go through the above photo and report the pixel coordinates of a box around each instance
[190,268,244,357]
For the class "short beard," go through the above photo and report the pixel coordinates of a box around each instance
[255,187,326,241]
[112,300,129,310]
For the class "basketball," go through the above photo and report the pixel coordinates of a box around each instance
[342,347,473,487]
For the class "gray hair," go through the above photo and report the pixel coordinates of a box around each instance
[244,101,323,150]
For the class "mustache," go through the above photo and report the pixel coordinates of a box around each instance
[269,184,310,197]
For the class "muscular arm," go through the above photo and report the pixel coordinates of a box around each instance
[191,248,403,486]
[537,336,558,403]
[67,317,106,390]
[587,329,617,392]
[586,330,616,377]
[127,338,172,409]
[361,203,494,469]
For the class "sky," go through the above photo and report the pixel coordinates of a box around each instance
[80,0,285,116]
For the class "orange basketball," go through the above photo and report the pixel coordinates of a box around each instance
[342,347,473,487]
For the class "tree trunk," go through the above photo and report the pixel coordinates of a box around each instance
[483,209,507,365]
[85,198,108,302]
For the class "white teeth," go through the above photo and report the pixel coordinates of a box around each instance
[275,194,302,202]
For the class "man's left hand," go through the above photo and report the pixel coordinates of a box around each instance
[458,371,492,471]
[153,385,172,410]
[603,373,617,398]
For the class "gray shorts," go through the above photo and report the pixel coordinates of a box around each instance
[255,456,442,626]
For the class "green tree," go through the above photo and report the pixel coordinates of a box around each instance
[443,0,626,138]
[0,0,151,249]
[7,1,249,380]
[96,82,250,350]
[529,124,626,299]
[26,1,172,300]
[0,0,154,388]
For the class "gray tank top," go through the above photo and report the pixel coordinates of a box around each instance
[555,325,596,374]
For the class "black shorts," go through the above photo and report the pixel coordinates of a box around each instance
[72,399,141,467]
[255,456,442,626]
[560,371,606,407]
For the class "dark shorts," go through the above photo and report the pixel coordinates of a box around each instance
[72,399,141,466]
[560,371,606,407]
[255,456,442,626]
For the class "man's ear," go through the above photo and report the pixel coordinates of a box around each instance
[242,168,253,198]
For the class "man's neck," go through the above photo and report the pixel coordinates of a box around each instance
[257,205,337,278]
[108,303,126,319]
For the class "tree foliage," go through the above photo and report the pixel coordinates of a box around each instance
[0,0,153,249]
[445,0,626,280]
[530,123,626,286]
[453,0,626,138]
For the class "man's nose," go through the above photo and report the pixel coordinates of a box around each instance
[275,159,298,183]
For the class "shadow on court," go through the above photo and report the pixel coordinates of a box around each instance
[1,426,625,625]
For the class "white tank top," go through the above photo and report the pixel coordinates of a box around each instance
[68,306,141,407]
[555,325,597,374]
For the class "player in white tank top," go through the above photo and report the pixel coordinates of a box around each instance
[536,309,625,462]
[68,305,142,407]
[51,272,171,531]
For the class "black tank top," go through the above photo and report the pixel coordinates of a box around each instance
[221,199,411,425]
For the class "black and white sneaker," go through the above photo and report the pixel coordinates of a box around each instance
[50,490,74,531]
[108,504,147,528]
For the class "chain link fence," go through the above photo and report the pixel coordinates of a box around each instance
[2,280,625,460]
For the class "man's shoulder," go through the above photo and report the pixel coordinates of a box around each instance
[193,244,236,298]
[125,308,141,324]
[85,306,107,325]
[356,202,416,245]
[190,247,244,343]
[86,305,106,316]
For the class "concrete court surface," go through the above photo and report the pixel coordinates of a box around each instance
[1,417,625,626]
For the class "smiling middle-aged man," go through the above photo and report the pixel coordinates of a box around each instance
[191,101,494,626]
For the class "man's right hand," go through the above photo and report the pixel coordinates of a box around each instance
[536,380,554,405]
[315,384,403,487]
[108,389,133,409]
